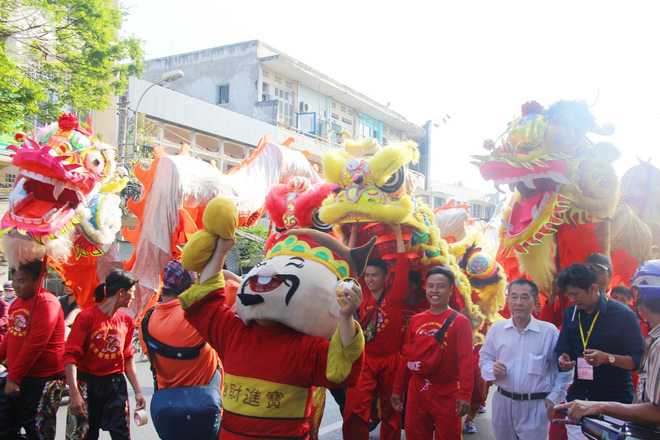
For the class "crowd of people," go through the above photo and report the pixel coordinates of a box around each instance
[0,262,144,440]
[0,246,659,439]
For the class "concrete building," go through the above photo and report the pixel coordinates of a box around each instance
[111,40,425,174]
[417,180,498,222]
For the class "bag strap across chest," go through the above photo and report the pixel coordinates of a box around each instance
[141,306,207,390]
[433,310,458,343]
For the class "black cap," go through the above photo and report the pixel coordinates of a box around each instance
[585,253,612,271]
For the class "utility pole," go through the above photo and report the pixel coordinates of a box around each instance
[117,94,129,164]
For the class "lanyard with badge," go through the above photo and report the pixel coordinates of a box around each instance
[577,311,600,380]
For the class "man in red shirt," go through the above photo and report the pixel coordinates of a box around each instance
[401,270,427,343]
[0,260,66,440]
[392,265,474,439]
[343,224,408,440]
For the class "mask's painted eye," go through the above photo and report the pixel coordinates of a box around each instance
[345,159,360,171]
[377,167,405,193]
[311,209,334,233]
[85,150,106,175]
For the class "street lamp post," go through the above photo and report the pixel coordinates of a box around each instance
[131,69,184,161]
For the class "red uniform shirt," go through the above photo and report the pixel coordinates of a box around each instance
[394,309,474,402]
[0,289,65,383]
[63,305,134,375]
[538,295,568,328]
[0,299,8,344]
[400,298,428,345]
[184,287,364,440]
[359,252,409,356]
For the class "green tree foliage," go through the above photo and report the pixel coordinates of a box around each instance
[131,112,159,155]
[0,0,144,133]
[235,225,269,272]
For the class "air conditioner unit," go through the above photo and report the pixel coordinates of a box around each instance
[299,102,309,112]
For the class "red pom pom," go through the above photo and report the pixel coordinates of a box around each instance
[58,113,78,131]
[521,101,543,116]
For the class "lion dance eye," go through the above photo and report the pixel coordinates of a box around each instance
[84,150,107,175]
[311,210,334,233]
[376,167,405,193]
[345,159,360,171]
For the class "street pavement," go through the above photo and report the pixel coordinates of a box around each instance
[52,356,497,439]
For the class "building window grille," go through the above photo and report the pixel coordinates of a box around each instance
[275,86,293,126]
[217,84,230,104]
[471,204,484,219]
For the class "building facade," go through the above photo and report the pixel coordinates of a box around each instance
[118,40,425,171]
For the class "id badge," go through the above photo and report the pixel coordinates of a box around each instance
[577,357,594,380]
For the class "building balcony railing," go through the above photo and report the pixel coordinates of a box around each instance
[407,169,426,191]
[276,123,339,161]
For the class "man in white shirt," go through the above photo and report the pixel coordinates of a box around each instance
[480,278,572,439]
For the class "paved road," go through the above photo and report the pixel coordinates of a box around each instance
[52,357,497,439]
[316,386,495,439]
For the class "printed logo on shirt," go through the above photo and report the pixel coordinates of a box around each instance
[8,308,30,337]
[402,313,413,331]
[362,305,389,342]
[407,360,421,371]
[416,320,444,337]
[90,325,126,360]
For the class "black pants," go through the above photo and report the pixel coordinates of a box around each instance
[69,373,130,440]
[0,374,64,440]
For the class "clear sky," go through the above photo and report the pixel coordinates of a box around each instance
[121,0,660,192]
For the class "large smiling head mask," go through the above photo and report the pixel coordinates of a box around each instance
[237,229,376,339]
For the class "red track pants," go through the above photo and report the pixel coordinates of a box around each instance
[343,353,401,440]
[404,376,462,440]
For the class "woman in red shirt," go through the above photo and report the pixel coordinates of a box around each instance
[64,269,146,439]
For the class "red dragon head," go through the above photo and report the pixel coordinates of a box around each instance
[1,115,123,263]
[473,100,620,293]
[474,100,618,255]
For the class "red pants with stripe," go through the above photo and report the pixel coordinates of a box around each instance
[404,376,462,440]
[343,353,401,440]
